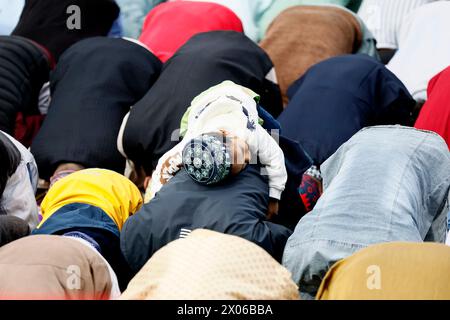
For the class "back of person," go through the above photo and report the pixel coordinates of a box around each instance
[121,229,299,300]
[258,0,363,40]
[139,1,243,62]
[415,66,450,149]
[358,0,436,50]
[260,5,363,105]
[317,242,450,300]
[387,1,450,102]
[33,168,143,290]
[121,164,292,273]
[30,37,162,181]
[0,235,118,300]
[0,130,39,230]
[174,0,274,42]
[121,31,282,176]
[277,55,415,166]
[276,55,415,222]
[0,36,51,145]
[12,0,120,61]
[283,126,450,299]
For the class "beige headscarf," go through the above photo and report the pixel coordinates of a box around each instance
[0,235,113,300]
[120,229,300,300]
[259,5,362,105]
[317,242,450,300]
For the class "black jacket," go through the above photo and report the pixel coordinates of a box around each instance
[120,165,292,273]
[122,31,283,175]
[30,37,162,180]
[0,36,50,135]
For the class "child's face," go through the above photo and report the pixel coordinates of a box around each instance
[227,135,250,176]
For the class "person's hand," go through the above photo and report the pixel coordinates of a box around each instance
[267,198,279,220]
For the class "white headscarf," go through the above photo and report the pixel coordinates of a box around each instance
[1,131,39,230]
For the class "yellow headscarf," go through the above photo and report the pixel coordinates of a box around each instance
[39,169,142,231]
[317,242,450,300]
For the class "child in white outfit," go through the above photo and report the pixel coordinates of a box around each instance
[147,81,287,217]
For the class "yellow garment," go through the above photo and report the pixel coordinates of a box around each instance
[317,242,450,300]
[120,229,300,300]
[39,169,143,231]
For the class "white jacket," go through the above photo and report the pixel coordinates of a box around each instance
[148,81,287,201]
[387,1,450,101]
[1,131,39,230]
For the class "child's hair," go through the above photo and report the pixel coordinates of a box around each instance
[0,132,21,208]
[182,132,232,185]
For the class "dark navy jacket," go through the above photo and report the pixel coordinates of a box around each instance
[278,54,416,166]
[121,165,292,273]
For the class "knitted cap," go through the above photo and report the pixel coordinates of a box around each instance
[182,134,232,185]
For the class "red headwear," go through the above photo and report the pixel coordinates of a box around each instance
[139,1,243,62]
[415,66,450,149]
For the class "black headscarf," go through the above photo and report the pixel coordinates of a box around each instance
[0,36,50,135]
[0,216,30,248]
[122,31,283,175]
[30,37,162,180]
[278,54,416,166]
[12,0,120,61]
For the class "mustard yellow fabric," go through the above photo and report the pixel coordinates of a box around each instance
[39,169,143,231]
[120,229,300,300]
[317,242,450,300]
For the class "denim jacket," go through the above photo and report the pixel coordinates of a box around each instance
[283,126,450,299]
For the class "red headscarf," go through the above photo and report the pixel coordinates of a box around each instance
[415,66,450,149]
[138,1,243,63]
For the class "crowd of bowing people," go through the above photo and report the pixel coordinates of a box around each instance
[0,0,450,300]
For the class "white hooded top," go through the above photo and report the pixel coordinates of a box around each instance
[1,131,39,230]
[387,1,450,101]
[358,0,437,50]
